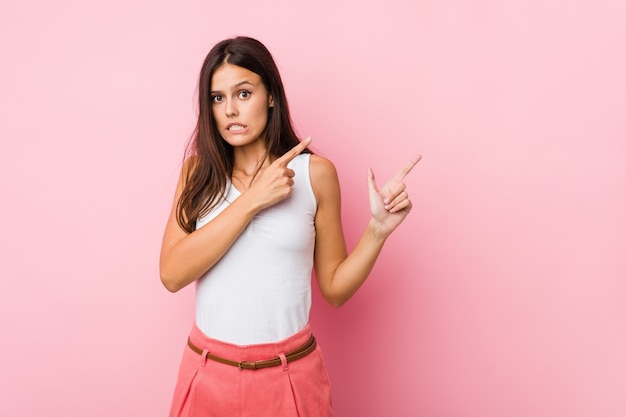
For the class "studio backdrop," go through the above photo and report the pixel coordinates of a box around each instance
[1,0,625,416]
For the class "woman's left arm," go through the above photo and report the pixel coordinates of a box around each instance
[311,154,420,307]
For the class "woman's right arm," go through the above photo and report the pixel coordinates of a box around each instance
[159,158,259,292]
[159,139,311,292]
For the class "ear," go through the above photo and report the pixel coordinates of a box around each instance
[268,95,274,108]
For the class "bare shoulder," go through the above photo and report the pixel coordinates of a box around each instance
[309,154,339,183]
[309,154,340,204]
[182,154,198,174]
[178,154,199,186]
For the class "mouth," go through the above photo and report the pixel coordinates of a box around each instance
[226,123,247,132]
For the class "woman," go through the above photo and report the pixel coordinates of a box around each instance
[160,36,419,417]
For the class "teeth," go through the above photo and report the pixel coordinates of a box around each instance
[229,125,245,131]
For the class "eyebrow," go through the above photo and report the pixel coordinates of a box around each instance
[210,80,255,94]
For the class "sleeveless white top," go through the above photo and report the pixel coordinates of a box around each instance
[195,154,317,345]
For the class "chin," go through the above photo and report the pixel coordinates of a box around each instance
[225,135,264,148]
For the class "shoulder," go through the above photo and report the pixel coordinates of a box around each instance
[183,154,199,173]
[309,154,340,204]
[309,154,338,181]
[179,155,199,186]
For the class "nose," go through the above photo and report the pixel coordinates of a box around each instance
[225,98,238,117]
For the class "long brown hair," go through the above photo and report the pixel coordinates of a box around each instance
[177,36,308,233]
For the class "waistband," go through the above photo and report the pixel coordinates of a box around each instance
[187,335,316,370]
[188,322,314,363]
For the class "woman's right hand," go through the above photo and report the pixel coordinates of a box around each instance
[245,137,312,210]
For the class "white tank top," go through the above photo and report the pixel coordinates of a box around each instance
[194,154,317,345]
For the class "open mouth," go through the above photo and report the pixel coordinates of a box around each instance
[226,123,247,132]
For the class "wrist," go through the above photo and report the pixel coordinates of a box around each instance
[366,217,391,242]
[233,191,263,219]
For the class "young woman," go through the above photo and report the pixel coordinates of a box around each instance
[160,36,419,417]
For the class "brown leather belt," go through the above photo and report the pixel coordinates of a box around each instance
[187,335,317,370]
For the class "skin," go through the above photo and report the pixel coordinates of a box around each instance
[159,63,420,306]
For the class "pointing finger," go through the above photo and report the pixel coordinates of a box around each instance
[275,137,312,166]
[367,167,379,193]
[392,154,422,182]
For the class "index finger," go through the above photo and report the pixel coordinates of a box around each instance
[392,154,422,181]
[275,137,312,166]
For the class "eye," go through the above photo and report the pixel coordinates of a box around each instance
[211,95,223,103]
[238,90,251,99]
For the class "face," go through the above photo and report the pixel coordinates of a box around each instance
[210,63,274,149]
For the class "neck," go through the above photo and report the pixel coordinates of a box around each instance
[233,143,269,175]
[231,141,270,190]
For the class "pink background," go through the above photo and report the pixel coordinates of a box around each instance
[1,0,625,416]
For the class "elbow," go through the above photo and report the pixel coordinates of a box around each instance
[162,280,182,293]
[161,276,182,293]
[160,259,204,293]
[323,293,348,308]
[160,256,194,292]
[318,282,351,307]
[160,268,185,293]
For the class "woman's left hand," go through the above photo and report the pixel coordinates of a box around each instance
[368,156,421,237]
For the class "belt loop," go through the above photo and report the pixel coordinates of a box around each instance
[279,353,288,371]
[200,349,209,367]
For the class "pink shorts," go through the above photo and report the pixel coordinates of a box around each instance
[169,323,334,417]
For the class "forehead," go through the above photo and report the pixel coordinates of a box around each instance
[211,63,262,90]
